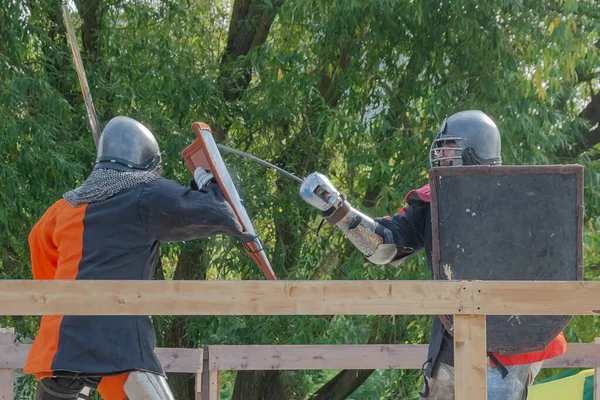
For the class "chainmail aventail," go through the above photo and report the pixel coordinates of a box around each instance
[63,164,162,206]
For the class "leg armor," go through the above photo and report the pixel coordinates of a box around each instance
[124,371,175,400]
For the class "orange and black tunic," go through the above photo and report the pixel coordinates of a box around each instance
[24,178,245,379]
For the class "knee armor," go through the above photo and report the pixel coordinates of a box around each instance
[124,371,174,400]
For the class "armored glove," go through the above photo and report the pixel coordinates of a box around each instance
[194,167,217,190]
[299,172,350,224]
[299,171,398,264]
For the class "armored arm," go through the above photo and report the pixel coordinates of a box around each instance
[299,172,399,264]
[331,208,398,265]
[138,178,255,243]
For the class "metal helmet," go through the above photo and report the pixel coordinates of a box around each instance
[429,110,502,167]
[95,116,161,171]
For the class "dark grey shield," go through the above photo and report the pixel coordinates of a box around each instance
[429,165,584,355]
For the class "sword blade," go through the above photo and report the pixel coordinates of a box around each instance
[216,144,304,184]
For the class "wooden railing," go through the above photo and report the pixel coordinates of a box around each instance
[1,279,600,399]
[0,328,207,399]
[2,329,600,399]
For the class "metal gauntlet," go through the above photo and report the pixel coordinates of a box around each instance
[332,206,398,265]
[300,172,397,264]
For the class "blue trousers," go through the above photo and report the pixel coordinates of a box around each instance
[421,360,543,400]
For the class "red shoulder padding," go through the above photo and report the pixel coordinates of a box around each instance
[404,184,430,204]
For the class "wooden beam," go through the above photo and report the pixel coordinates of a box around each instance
[0,342,598,373]
[194,348,204,400]
[201,346,210,400]
[3,280,600,317]
[209,344,429,370]
[209,370,220,400]
[157,347,203,373]
[0,344,202,372]
[4,280,600,316]
[0,329,14,400]
[454,315,487,400]
[543,343,600,368]
[0,343,27,369]
[595,338,600,400]
[209,342,600,371]
[473,281,600,315]
[195,372,202,400]
[0,280,470,316]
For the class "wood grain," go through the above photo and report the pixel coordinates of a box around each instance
[209,370,220,400]
[209,344,429,370]
[0,280,470,316]
[0,329,14,400]
[454,315,487,400]
[473,281,600,315]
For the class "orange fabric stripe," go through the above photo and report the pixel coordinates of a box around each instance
[24,200,87,375]
[28,201,60,280]
[490,332,567,366]
[53,200,87,280]
[23,315,64,375]
[33,372,52,380]
[97,373,129,400]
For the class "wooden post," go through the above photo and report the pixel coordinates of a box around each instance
[201,346,210,400]
[194,347,205,400]
[0,328,14,400]
[209,370,220,400]
[594,338,600,400]
[454,315,487,400]
[195,372,202,400]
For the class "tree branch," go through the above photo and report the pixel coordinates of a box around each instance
[310,325,396,399]
[232,370,290,400]
[310,369,374,400]
[215,0,284,142]
[74,0,102,60]
[561,89,600,157]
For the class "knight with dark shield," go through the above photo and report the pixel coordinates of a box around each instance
[299,110,580,400]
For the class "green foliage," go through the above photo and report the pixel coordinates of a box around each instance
[1,0,600,398]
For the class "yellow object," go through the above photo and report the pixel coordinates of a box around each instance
[527,369,594,400]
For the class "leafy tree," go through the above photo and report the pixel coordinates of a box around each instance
[1,0,599,398]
